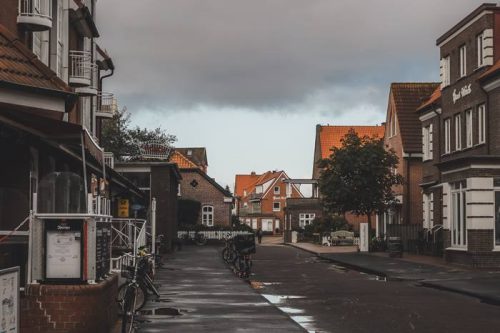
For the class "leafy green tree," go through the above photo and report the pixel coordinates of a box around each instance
[101,107,176,160]
[318,129,403,226]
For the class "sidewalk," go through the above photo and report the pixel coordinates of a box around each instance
[136,245,305,332]
[288,241,500,305]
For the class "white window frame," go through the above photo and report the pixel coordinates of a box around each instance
[455,114,462,151]
[274,186,280,195]
[423,193,434,229]
[465,109,473,148]
[441,56,451,88]
[451,182,467,248]
[422,124,433,161]
[202,205,214,227]
[444,118,451,154]
[459,45,467,78]
[478,104,486,144]
[477,32,484,68]
[273,202,281,212]
[299,213,316,227]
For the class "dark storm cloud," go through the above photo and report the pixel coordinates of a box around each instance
[97,0,480,113]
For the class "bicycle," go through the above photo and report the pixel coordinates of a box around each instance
[118,254,160,304]
[229,234,256,279]
[221,234,237,264]
[118,257,145,333]
[182,231,208,246]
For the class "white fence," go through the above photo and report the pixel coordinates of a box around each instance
[178,230,253,240]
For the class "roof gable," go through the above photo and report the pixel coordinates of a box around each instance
[317,125,385,160]
[174,148,208,168]
[388,83,439,153]
[169,150,198,169]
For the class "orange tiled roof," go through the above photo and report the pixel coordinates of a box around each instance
[479,59,500,82]
[169,151,198,169]
[318,125,385,159]
[417,86,442,111]
[234,174,261,197]
[0,24,71,92]
[390,82,439,153]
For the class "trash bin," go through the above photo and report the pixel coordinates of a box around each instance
[387,237,403,258]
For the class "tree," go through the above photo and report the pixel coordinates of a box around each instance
[318,129,403,226]
[100,107,176,160]
[178,199,201,226]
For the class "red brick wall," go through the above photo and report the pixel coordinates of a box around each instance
[21,275,118,333]
[180,170,231,226]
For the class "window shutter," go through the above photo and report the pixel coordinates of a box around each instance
[429,124,433,159]
[422,127,427,160]
[483,29,494,66]
[439,58,445,88]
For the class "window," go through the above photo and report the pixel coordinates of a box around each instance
[440,56,450,87]
[451,181,467,247]
[274,186,280,195]
[459,45,467,78]
[56,0,64,78]
[422,124,433,161]
[273,202,281,211]
[478,104,486,144]
[423,193,434,229]
[389,112,397,137]
[202,205,214,226]
[477,32,484,67]
[454,114,462,151]
[444,118,451,154]
[299,213,316,227]
[465,109,473,148]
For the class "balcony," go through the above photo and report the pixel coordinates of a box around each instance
[104,152,114,169]
[69,51,98,91]
[17,0,52,31]
[96,93,118,118]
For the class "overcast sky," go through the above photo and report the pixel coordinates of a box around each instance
[97,0,482,190]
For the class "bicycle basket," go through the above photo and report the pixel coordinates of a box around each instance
[233,234,256,254]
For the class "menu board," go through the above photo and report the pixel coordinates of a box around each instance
[95,223,111,280]
[45,220,83,280]
[0,267,19,333]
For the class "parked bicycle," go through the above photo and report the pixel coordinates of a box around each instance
[222,233,256,279]
[117,254,160,333]
[182,231,208,246]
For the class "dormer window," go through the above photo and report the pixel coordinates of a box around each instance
[459,45,467,78]
[274,186,280,195]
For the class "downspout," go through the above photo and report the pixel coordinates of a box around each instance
[81,131,88,211]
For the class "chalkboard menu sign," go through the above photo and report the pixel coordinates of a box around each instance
[95,222,112,280]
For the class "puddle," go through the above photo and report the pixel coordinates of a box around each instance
[278,306,305,314]
[140,307,186,316]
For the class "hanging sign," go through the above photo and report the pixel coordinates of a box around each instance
[118,199,129,218]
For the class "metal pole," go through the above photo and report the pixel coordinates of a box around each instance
[27,209,33,284]
[152,198,157,270]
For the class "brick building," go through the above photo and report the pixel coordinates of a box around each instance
[235,171,303,233]
[0,1,145,331]
[313,125,385,231]
[378,83,439,236]
[169,147,233,227]
[418,3,500,268]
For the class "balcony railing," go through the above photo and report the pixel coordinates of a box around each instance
[17,0,52,30]
[69,50,94,87]
[104,152,114,169]
[96,93,118,118]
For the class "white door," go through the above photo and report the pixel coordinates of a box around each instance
[252,219,258,230]
[262,219,273,232]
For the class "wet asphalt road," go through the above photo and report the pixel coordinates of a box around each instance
[251,243,500,333]
[136,245,304,332]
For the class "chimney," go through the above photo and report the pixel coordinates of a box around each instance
[251,171,256,176]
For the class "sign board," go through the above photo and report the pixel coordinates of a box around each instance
[95,222,112,281]
[45,220,83,280]
[118,199,129,218]
[359,223,369,252]
[0,267,19,333]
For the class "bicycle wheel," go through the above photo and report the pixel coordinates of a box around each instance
[222,247,230,263]
[121,285,137,333]
[118,282,147,312]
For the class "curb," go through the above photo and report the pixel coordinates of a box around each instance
[285,243,389,278]
[419,281,500,306]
